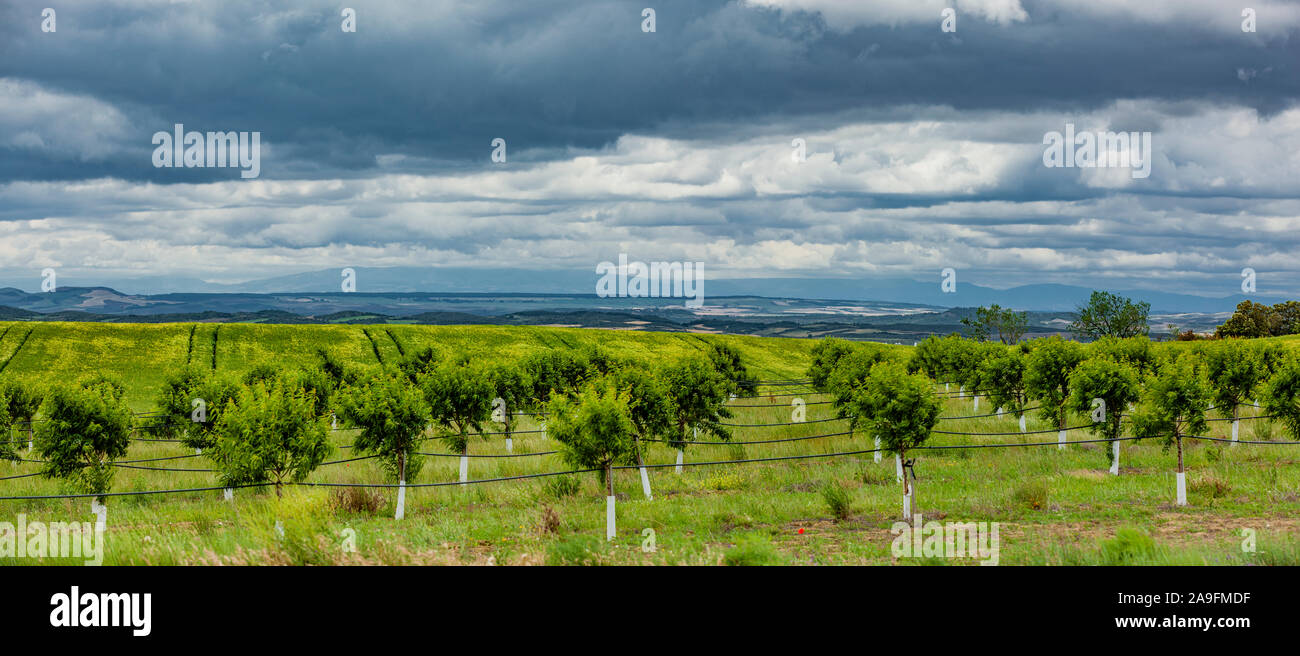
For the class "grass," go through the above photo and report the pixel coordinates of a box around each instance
[2,323,1300,565]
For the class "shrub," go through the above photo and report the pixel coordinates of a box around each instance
[1099,527,1158,564]
[820,481,853,520]
[723,534,783,566]
[544,474,581,499]
[329,485,386,515]
[1012,480,1051,510]
[1190,473,1231,499]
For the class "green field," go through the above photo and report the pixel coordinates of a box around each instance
[2,322,1299,565]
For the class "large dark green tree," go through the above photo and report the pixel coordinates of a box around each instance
[1069,291,1150,340]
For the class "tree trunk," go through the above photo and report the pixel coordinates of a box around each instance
[1231,404,1239,445]
[900,448,911,522]
[1175,433,1187,506]
[395,452,407,520]
[635,436,652,500]
[605,461,615,540]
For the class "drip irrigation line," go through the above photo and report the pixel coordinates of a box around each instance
[931,424,1092,437]
[0,483,269,501]
[938,406,1042,420]
[0,472,43,481]
[294,468,601,489]
[416,450,559,458]
[727,400,834,408]
[615,446,882,471]
[720,415,848,428]
[1186,435,1300,446]
[914,435,1148,450]
[641,430,853,446]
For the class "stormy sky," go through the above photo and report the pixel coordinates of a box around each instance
[1,0,1298,297]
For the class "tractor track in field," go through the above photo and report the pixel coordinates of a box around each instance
[0,327,34,376]
[185,324,197,365]
[384,328,406,357]
[210,325,220,370]
[361,328,385,365]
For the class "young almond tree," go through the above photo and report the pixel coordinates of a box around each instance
[847,362,940,522]
[397,346,440,384]
[661,357,732,473]
[958,341,1003,411]
[1263,355,1300,442]
[485,364,532,452]
[1068,357,1141,473]
[1203,341,1264,444]
[339,373,430,519]
[707,342,758,397]
[1,379,45,451]
[208,378,333,498]
[612,366,674,500]
[1130,357,1209,506]
[978,349,1030,431]
[34,381,134,527]
[1025,337,1086,445]
[418,362,494,484]
[0,392,13,462]
[546,383,637,540]
[155,367,239,451]
[806,338,855,392]
[826,347,893,415]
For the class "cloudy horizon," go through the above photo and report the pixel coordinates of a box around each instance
[2,0,1299,299]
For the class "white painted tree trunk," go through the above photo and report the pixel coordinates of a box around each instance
[90,499,106,534]
[1018,415,1026,433]
[505,437,513,452]
[1231,420,1239,445]
[874,436,882,463]
[895,453,903,482]
[606,496,616,541]
[395,479,406,520]
[1057,430,1066,450]
[675,449,683,474]
[958,385,964,398]
[1109,441,1120,476]
[945,382,949,392]
[639,466,653,500]
[997,407,1004,418]
[458,455,469,484]
[1175,472,1187,506]
[973,396,980,412]
[223,488,233,501]
[902,489,911,519]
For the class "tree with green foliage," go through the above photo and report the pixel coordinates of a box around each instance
[1263,355,1300,443]
[961,304,1029,344]
[418,362,494,483]
[34,381,134,521]
[546,383,638,540]
[826,347,893,427]
[522,349,592,406]
[208,378,333,498]
[0,390,12,462]
[1024,337,1086,435]
[978,349,1029,430]
[845,362,940,521]
[1203,341,1265,443]
[1070,291,1150,340]
[397,346,440,384]
[1091,336,1157,378]
[1130,357,1209,506]
[485,364,532,451]
[612,366,675,500]
[806,338,855,392]
[707,342,758,398]
[1068,357,1141,471]
[661,357,733,471]
[957,341,1004,411]
[0,379,44,451]
[339,373,431,519]
[155,367,240,451]
[1214,300,1298,338]
[316,347,360,389]
[906,336,947,380]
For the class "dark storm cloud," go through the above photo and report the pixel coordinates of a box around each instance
[1,0,1297,183]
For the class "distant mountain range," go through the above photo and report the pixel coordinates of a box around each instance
[0,283,1232,341]
[0,266,1285,314]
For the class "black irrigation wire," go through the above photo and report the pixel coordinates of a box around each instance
[0,483,270,501]
[641,430,854,446]
[294,468,602,489]
[113,463,215,473]
[415,450,559,458]
[912,435,1148,450]
[720,415,849,428]
[615,446,882,471]
[937,406,1042,420]
[931,424,1093,437]
[1207,414,1276,422]
[0,472,43,481]
[1186,435,1300,446]
[727,400,834,408]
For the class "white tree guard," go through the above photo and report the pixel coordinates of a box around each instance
[395,479,406,520]
[874,436,882,463]
[606,496,616,541]
[459,456,469,484]
[1175,472,1187,506]
[639,466,653,500]
[1057,430,1066,450]
[675,449,683,474]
